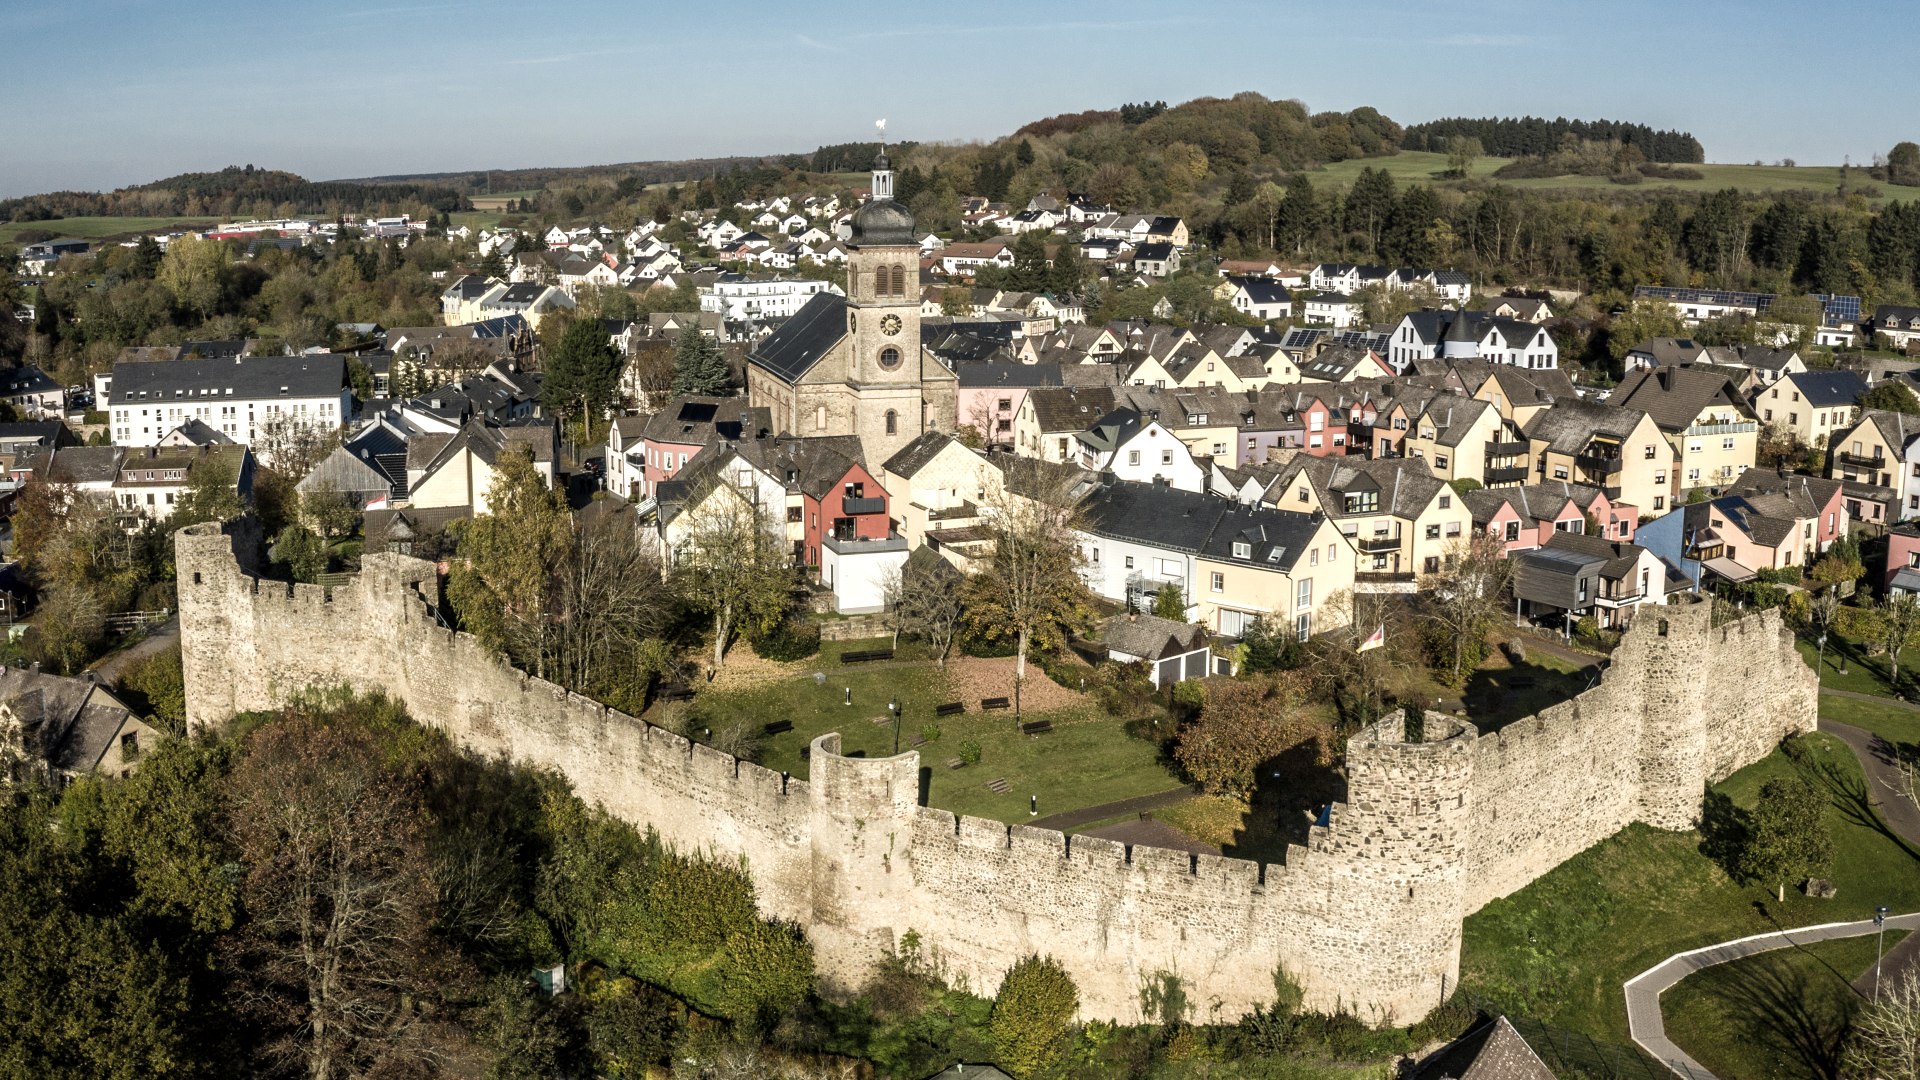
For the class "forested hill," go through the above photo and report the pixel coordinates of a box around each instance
[0,165,468,224]
[1402,117,1704,162]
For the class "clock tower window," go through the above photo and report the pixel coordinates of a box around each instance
[878,347,902,371]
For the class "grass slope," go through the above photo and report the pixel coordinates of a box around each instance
[1309,151,1887,202]
[1459,731,1920,1047]
[688,640,1181,824]
[0,215,214,246]
[1662,931,1906,1079]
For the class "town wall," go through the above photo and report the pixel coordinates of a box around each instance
[174,523,1816,1025]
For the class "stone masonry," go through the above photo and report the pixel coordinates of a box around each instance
[174,522,1816,1025]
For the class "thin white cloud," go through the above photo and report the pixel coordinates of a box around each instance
[794,33,843,53]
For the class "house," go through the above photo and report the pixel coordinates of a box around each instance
[633,395,773,499]
[1885,523,1920,594]
[470,281,577,330]
[107,354,350,464]
[1632,285,1774,324]
[1623,336,1711,372]
[439,274,500,324]
[112,444,254,522]
[1077,480,1351,639]
[1512,532,1669,631]
[1392,394,1509,487]
[0,365,65,418]
[1483,295,1554,323]
[1755,369,1865,450]
[1132,241,1180,278]
[1638,470,1845,585]
[1101,613,1213,687]
[737,434,904,611]
[1225,277,1293,322]
[1521,398,1672,515]
[939,239,1016,276]
[1384,310,1559,372]
[1301,292,1361,329]
[880,431,997,561]
[605,415,649,500]
[1077,408,1206,492]
[1013,385,1119,464]
[699,276,839,321]
[0,666,164,788]
[1607,366,1757,498]
[1268,455,1473,584]
[955,362,1062,449]
[1298,345,1392,384]
[1463,482,1637,555]
[1875,304,1920,349]
[1826,408,1920,493]
[1407,1016,1558,1080]
[406,421,559,514]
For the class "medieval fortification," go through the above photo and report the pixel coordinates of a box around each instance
[175,522,1818,1025]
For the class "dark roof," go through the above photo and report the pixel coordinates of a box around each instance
[1134,241,1175,261]
[955,361,1062,389]
[1607,366,1749,431]
[363,505,471,554]
[1408,1016,1557,1080]
[1103,612,1208,661]
[1027,385,1118,433]
[1232,277,1291,305]
[747,291,848,383]
[736,434,866,497]
[639,395,772,445]
[109,354,346,402]
[41,445,124,484]
[1521,398,1651,454]
[1080,481,1323,573]
[849,198,917,246]
[1785,369,1866,408]
[883,430,960,478]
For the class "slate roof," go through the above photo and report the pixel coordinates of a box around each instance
[736,434,866,497]
[1607,366,1749,431]
[1781,369,1866,408]
[109,354,346,402]
[1233,277,1292,305]
[1521,398,1650,454]
[1860,408,1920,452]
[1103,612,1208,661]
[639,396,773,445]
[363,505,471,554]
[1462,481,1606,528]
[1027,386,1118,433]
[39,445,125,484]
[1281,456,1445,522]
[883,430,960,479]
[747,291,848,383]
[1408,1015,1557,1080]
[1079,479,1322,573]
[955,361,1063,389]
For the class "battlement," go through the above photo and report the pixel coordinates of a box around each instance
[174,523,1817,1026]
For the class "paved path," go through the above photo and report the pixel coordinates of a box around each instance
[1029,783,1202,831]
[1510,633,1605,672]
[86,617,178,691]
[1819,713,1920,847]
[1625,912,1920,1079]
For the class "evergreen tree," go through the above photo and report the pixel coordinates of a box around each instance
[1275,173,1322,257]
[669,324,731,397]
[540,317,624,439]
[1342,167,1396,257]
[1048,243,1085,296]
[1009,231,1051,292]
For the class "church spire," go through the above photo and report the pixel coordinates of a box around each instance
[871,118,893,201]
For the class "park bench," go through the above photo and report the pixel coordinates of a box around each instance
[986,778,1011,794]
[935,701,966,717]
[840,649,894,664]
[945,757,965,770]
[656,684,694,703]
[762,720,793,736]
[981,696,1011,711]
[1020,720,1053,736]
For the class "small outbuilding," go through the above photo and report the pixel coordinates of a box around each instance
[1102,613,1211,688]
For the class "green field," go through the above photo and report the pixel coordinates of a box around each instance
[1309,151,1882,202]
[1,215,215,247]
[682,639,1181,824]
[1663,931,1903,1079]
[1459,731,1920,1047]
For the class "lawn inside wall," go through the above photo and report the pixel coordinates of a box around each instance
[1661,931,1908,1080]
[1458,732,1920,1047]
[689,642,1185,825]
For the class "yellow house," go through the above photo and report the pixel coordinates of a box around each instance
[1608,367,1757,498]
[1194,511,1356,640]
[1522,399,1672,515]
[406,422,558,514]
[1398,396,1506,486]
[1268,456,1474,581]
[1827,408,1920,489]
[1754,370,1865,451]
[880,430,998,563]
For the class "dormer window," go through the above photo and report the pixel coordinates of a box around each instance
[1232,541,1251,559]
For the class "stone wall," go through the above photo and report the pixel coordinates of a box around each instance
[175,523,1816,1025]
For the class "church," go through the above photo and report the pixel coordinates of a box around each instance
[745,151,957,463]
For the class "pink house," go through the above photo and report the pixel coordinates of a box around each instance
[1461,483,1637,555]
[1888,524,1920,593]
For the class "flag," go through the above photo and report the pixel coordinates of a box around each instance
[1357,623,1386,652]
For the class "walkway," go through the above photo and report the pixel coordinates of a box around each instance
[1625,912,1920,1079]
[1029,783,1201,831]
[1819,712,1920,847]
[86,617,179,691]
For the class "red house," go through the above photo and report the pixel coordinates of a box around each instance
[636,395,771,498]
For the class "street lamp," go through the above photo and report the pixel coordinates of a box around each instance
[889,696,900,755]
[844,686,852,706]
[1875,905,1890,1002]
[1817,632,1827,678]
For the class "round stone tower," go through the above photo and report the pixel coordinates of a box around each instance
[805,733,922,995]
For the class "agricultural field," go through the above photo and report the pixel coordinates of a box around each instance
[1310,151,1885,202]
[0,215,213,247]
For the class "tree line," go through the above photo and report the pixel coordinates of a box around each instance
[1,165,467,223]
[1402,116,1705,163]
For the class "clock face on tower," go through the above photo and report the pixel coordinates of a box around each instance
[880,314,903,337]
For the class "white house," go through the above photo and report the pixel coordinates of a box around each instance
[1302,292,1361,329]
[698,277,840,321]
[1075,409,1206,493]
[107,354,350,464]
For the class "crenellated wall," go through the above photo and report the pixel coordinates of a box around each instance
[174,523,1816,1025]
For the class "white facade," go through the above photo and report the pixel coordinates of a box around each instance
[1075,530,1196,617]
[698,278,840,321]
[110,390,348,453]
[1081,421,1207,493]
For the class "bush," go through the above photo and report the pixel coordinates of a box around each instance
[958,740,982,767]
[750,619,819,662]
[1032,648,1091,691]
[958,624,1016,658]
[990,955,1079,1079]
[919,721,942,744]
[1088,661,1154,717]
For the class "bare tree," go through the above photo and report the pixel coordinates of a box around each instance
[252,410,343,477]
[961,460,1096,687]
[551,510,671,693]
[1418,532,1517,687]
[672,488,792,670]
[1885,593,1920,686]
[624,340,675,412]
[884,555,965,667]
[1842,969,1920,1079]
[225,706,446,1079]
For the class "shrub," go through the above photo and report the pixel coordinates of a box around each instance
[958,740,982,767]
[991,955,1079,1079]
[919,721,942,744]
[750,619,820,662]
[1088,661,1154,717]
[1033,648,1091,691]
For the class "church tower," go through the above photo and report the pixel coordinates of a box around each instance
[841,148,938,453]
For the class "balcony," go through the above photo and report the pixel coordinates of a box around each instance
[1682,420,1757,437]
[1574,453,1623,474]
[1594,590,1646,609]
[1484,466,1531,485]
[1837,450,1885,470]
[1356,535,1402,553]
[1488,440,1529,456]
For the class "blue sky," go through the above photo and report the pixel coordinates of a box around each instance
[3,0,1909,198]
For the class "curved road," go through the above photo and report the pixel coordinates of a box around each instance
[1622,689,1920,1078]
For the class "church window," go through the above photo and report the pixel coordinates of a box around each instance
[878,347,902,371]
[890,265,906,295]
[815,405,826,430]
[885,410,897,435]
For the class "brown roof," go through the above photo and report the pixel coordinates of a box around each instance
[1026,385,1118,433]
[1606,366,1749,432]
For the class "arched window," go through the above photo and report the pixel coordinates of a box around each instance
[885,409,898,435]
[878,347,901,371]
[890,264,906,296]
